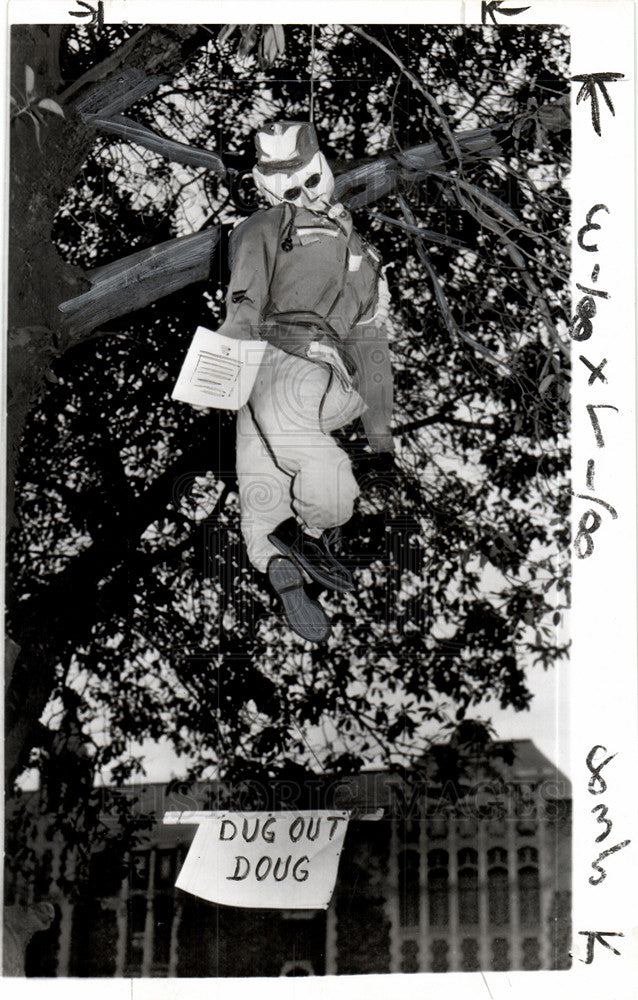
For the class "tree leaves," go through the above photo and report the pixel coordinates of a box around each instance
[259,25,286,69]
[8,23,570,803]
[25,64,35,101]
[217,24,286,68]
[37,98,65,118]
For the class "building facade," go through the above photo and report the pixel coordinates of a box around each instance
[19,739,571,977]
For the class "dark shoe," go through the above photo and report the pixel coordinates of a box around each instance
[267,518,354,592]
[268,557,331,644]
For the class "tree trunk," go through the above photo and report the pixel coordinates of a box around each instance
[3,902,56,976]
[7,24,207,527]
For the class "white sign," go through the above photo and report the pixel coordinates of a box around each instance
[163,810,350,909]
[171,326,267,410]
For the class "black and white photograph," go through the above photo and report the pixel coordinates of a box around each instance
[2,3,636,995]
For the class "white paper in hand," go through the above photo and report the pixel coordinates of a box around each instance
[172,327,268,410]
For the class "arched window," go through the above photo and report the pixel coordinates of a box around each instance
[487,847,509,926]
[427,817,448,839]
[280,960,314,976]
[155,849,176,888]
[457,848,478,926]
[516,819,537,836]
[428,850,449,927]
[457,818,478,839]
[129,850,150,890]
[398,848,420,928]
[518,846,538,865]
[518,847,540,927]
[516,782,537,818]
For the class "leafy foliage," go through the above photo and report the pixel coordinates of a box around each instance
[8,24,570,833]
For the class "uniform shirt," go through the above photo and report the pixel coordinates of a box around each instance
[218,202,394,452]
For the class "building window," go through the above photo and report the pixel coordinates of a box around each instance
[400,938,419,973]
[398,818,420,844]
[398,848,420,928]
[487,847,509,926]
[492,937,510,971]
[516,819,536,836]
[280,960,313,976]
[125,895,147,976]
[457,818,478,839]
[155,850,176,888]
[87,846,124,898]
[457,848,478,926]
[518,846,538,865]
[427,850,449,927]
[430,939,449,973]
[125,846,180,977]
[129,850,150,890]
[461,937,480,972]
[518,847,540,927]
[427,818,448,839]
[489,846,507,866]
[152,895,174,973]
[515,783,537,818]
[545,800,567,823]
[549,890,572,970]
[522,936,541,970]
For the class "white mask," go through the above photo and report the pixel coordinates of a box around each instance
[253,151,335,212]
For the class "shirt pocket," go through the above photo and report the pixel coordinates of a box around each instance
[296,226,339,246]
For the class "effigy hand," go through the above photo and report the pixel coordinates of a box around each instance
[305,341,353,392]
[366,430,396,456]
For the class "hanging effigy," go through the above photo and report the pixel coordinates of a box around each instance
[173,120,395,643]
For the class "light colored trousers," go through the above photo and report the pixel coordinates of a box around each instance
[237,344,365,573]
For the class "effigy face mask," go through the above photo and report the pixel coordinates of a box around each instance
[253,151,335,211]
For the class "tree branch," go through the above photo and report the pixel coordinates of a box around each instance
[58,228,220,342]
[57,122,514,340]
[6,429,235,785]
[397,416,497,435]
[57,25,202,107]
[398,194,510,371]
[441,179,570,360]
[81,113,227,175]
[7,26,213,530]
[346,25,463,165]
[57,28,152,103]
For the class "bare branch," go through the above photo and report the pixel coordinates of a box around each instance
[58,25,202,107]
[57,121,518,341]
[347,25,464,164]
[58,228,220,342]
[74,70,168,118]
[82,113,227,176]
[57,28,153,104]
[398,194,510,371]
